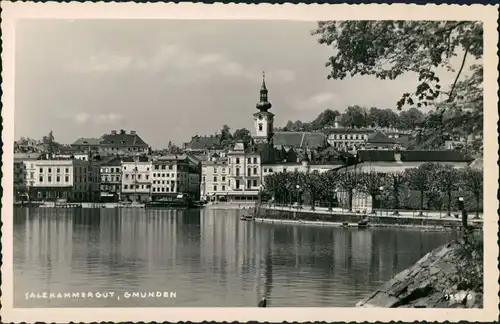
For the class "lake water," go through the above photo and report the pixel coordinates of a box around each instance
[13,207,455,307]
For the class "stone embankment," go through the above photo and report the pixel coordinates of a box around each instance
[356,241,482,308]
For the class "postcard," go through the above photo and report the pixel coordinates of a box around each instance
[1,2,498,322]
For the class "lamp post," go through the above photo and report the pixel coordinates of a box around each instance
[296,184,300,208]
[378,186,384,216]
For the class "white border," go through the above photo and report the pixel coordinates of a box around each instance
[1,2,498,322]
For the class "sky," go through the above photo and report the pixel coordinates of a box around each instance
[15,19,473,149]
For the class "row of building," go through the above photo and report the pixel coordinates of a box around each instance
[14,153,200,203]
[14,74,479,205]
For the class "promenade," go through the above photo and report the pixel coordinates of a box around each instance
[255,204,483,229]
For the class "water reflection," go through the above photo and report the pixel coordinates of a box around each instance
[13,208,454,307]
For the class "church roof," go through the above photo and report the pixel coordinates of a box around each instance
[273,132,327,149]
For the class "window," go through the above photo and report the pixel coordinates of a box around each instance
[247,180,252,188]
[48,176,52,182]
[222,185,225,191]
[39,168,43,173]
[124,185,128,189]
[214,168,218,173]
[48,168,52,173]
[138,174,142,180]
[222,176,225,181]
[253,180,257,187]
[268,168,273,172]
[125,174,129,180]
[235,180,240,189]
[247,158,251,164]
[169,165,173,170]
[213,185,217,191]
[222,168,226,173]
[253,168,257,175]
[162,173,165,177]
[258,123,263,131]
[56,176,61,182]
[39,176,43,182]
[155,165,159,170]
[236,169,240,176]
[236,158,240,164]
[152,188,156,192]
[65,175,69,182]
[146,175,149,180]
[162,165,166,170]
[247,168,251,176]
[65,168,69,173]
[56,168,60,173]
[30,172,34,179]
[283,168,287,172]
[253,157,257,164]
[213,176,217,182]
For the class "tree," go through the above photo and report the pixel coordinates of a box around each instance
[463,168,483,217]
[233,128,252,146]
[220,125,232,142]
[436,165,462,216]
[388,172,408,214]
[321,170,340,210]
[337,171,359,211]
[42,130,60,154]
[405,162,440,214]
[339,105,366,128]
[397,107,425,130]
[311,109,340,129]
[298,171,322,210]
[312,21,483,139]
[359,171,387,213]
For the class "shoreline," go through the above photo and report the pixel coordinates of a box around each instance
[253,217,460,231]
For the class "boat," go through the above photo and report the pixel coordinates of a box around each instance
[240,215,255,221]
[358,217,369,228]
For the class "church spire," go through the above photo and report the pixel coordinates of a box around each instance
[256,71,272,112]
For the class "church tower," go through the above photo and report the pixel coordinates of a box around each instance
[252,72,275,144]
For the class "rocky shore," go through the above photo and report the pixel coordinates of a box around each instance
[356,239,483,308]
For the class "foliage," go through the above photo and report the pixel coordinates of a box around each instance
[337,171,360,210]
[298,171,323,210]
[387,172,408,210]
[463,168,483,216]
[436,165,462,214]
[312,21,483,153]
[321,170,341,209]
[405,162,440,210]
[451,231,483,293]
[359,171,387,197]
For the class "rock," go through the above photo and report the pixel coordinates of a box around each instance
[429,266,441,276]
[394,268,412,282]
[359,291,399,308]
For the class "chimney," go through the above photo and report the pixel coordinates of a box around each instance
[120,129,126,134]
[130,130,136,135]
[111,130,117,135]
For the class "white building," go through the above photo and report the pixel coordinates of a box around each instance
[201,155,230,201]
[151,154,201,201]
[14,153,41,201]
[28,156,100,201]
[121,155,152,202]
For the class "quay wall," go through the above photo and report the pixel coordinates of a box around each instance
[255,207,482,229]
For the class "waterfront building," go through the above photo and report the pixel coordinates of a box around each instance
[326,127,410,152]
[226,142,262,201]
[71,129,150,156]
[151,154,201,201]
[99,156,122,202]
[14,153,41,201]
[121,155,152,202]
[28,155,100,201]
[201,155,230,201]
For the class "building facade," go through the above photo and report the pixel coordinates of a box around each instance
[99,156,122,202]
[28,156,100,201]
[151,154,201,201]
[226,142,262,201]
[121,156,152,202]
[201,156,230,201]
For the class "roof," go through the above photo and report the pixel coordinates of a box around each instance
[14,153,41,161]
[273,132,327,149]
[367,131,396,144]
[98,156,122,166]
[357,150,473,163]
[325,128,375,135]
[121,156,150,163]
[184,135,221,150]
[71,137,103,146]
[100,132,148,147]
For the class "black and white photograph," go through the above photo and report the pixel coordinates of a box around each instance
[1,2,498,323]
